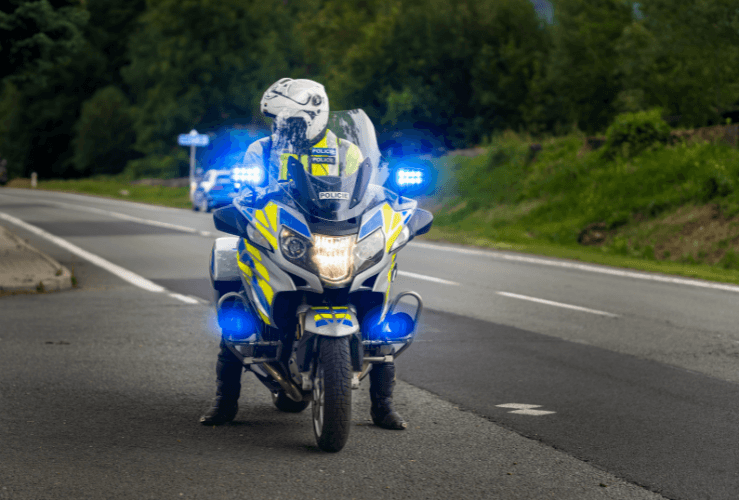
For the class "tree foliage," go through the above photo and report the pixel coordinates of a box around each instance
[2,0,739,180]
[0,0,88,86]
[299,0,547,148]
[122,0,304,159]
[615,0,739,127]
[73,86,139,176]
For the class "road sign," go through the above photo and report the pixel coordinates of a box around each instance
[178,132,210,147]
[179,129,210,203]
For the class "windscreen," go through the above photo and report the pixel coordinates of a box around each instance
[264,109,391,222]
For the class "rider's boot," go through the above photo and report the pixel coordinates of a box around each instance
[369,362,407,430]
[200,340,242,425]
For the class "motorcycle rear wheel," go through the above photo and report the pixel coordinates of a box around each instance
[312,336,352,452]
[272,391,309,413]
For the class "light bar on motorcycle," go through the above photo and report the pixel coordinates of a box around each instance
[232,165,265,186]
[396,168,424,186]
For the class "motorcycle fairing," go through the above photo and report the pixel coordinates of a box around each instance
[237,237,300,326]
[303,306,360,337]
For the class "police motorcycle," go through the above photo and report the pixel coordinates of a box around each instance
[208,110,433,452]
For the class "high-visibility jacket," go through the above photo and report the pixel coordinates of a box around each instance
[242,129,364,182]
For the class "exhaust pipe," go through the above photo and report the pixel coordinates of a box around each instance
[262,363,304,403]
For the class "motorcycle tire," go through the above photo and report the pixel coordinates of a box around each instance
[312,336,352,452]
[272,391,309,413]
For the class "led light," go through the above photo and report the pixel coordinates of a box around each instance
[310,234,356,285]
[232,165,265,186]
[396,168,423,186]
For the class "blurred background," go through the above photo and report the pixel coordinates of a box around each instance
[3,0,739,276]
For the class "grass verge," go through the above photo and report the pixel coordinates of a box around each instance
[6,177,191,209]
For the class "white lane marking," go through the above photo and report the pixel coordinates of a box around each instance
[410,241,739,294]
[496,403,556,416]
[3,197,208,236]
[0,212,198,304]
[497,291,619,318]
[397,270,460,286]
[168,293,202,304]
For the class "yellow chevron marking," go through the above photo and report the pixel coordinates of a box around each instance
[386,224,405,252]
[256,222,278,249]
[385,254,396,304]
[257,278,274,305]
[245,241,262,262]
[258,308,270,325]
[237,257,252,277]
[255,210,269,229]
[265,203,278,231]
[392,212,402,230]
[381,204,394,234]
[315,313,350,320]
[253,260,269,282]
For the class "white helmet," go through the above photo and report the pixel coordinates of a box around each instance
[261,78,329,145]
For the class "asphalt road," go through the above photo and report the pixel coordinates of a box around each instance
[2,188,738,499]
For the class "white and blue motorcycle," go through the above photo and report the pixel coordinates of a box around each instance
[209,110,432,452]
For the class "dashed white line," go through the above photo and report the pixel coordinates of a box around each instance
[410,241,739,294]
[397,270,460,286]
[0,212,201,304]
[46,200,203,234]
[497,291,619,318]
[496,403,556,416]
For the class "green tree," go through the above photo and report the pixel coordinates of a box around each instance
[546,0,635,134]
[615,0,739,127]
[299,0,547,148]
[0,0,95,179]
[123,0,305,163]
[0,0,88,86]
[72,86,139,176]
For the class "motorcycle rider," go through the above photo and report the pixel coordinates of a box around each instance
[200,78,407,430]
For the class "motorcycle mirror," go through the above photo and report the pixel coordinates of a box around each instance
[213,206,248,236]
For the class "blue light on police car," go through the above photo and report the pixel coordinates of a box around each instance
[396,168,424,187]
[232,165,265,186]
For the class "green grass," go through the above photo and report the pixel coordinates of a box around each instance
[9,177,191,209]
[422,226,739,286]
[428,130,739,285]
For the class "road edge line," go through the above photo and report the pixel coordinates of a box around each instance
[0,212,166,293]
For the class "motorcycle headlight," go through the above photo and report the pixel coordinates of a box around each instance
[354,229,384,273]
[311,234,356,286]
[281,228,312,267]
[279,228,384,287]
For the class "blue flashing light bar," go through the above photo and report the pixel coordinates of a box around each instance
[232,165,265,186]
[396,168,424,187]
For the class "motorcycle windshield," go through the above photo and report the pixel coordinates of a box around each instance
[268,109,391,222]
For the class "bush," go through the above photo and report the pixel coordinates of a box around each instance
[601,108,671,159]
[123,154,185,180]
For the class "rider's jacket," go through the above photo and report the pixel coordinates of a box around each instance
[242,129,364,182]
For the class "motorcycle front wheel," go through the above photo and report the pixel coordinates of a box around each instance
[312,336,352,452]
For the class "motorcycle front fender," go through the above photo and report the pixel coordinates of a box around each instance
[297,307,363,373]
[303,306,360,337]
